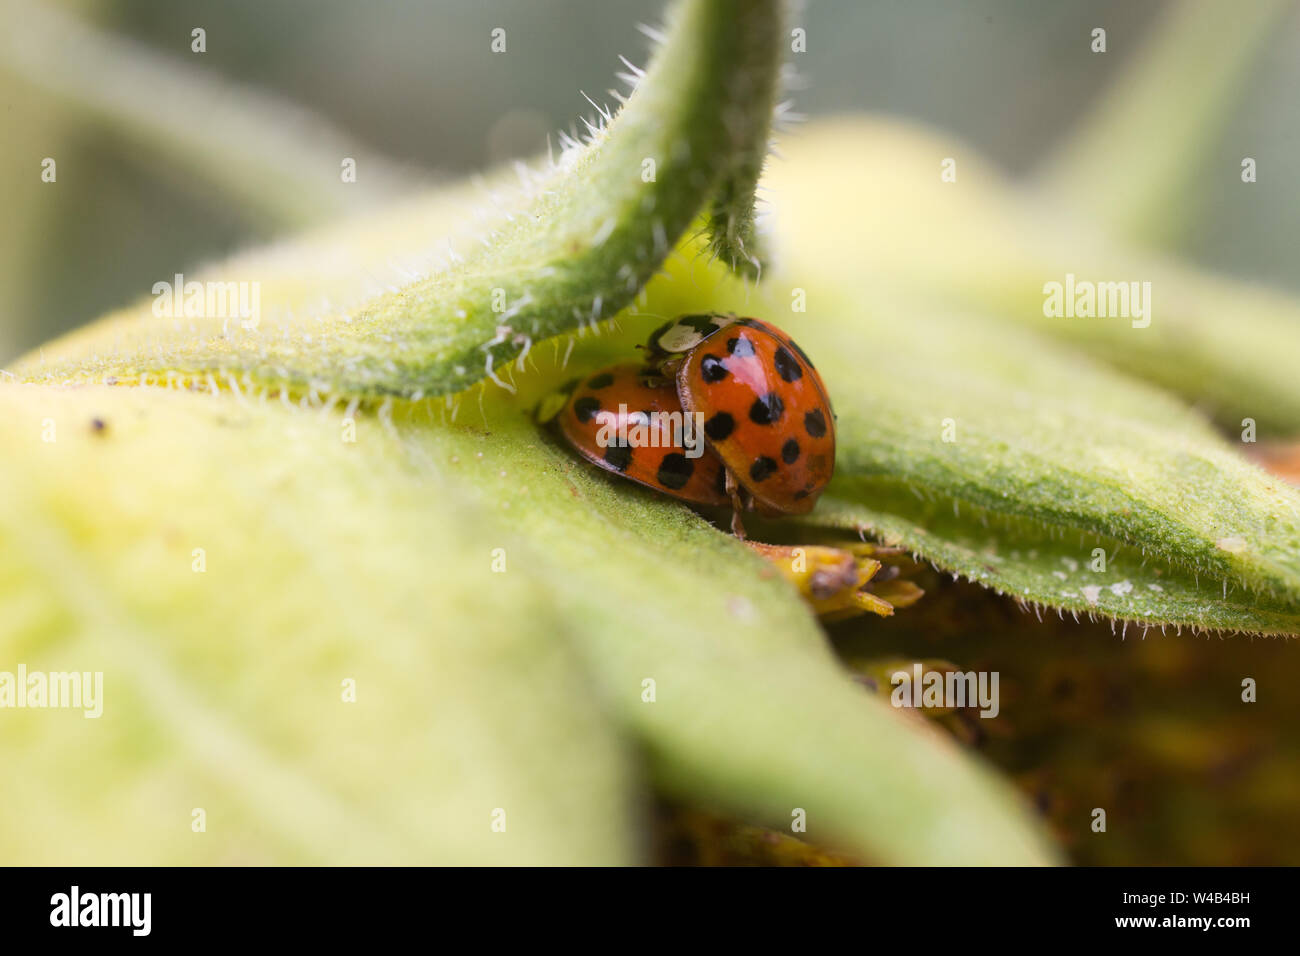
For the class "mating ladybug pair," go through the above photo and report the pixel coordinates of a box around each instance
[541,313,836,536]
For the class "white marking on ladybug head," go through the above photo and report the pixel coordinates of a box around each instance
[658,323,706,353]
[655,313,738,353]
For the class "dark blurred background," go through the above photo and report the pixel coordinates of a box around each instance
[3,0,1298,361]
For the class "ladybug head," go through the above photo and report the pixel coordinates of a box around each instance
[645,312,738,358]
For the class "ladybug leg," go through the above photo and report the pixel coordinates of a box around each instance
[635,366,674,389]
[657,355,686,378]
[723,467,748,539]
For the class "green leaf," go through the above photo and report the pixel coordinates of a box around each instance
[811,493,1300,638]
[802,305,1300,634]
[12,0,783,398]
[0,378,1058,865]
[398,396,1059,865]
[0,385,636,864]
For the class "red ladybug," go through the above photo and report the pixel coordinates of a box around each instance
[546,363,730,507]
[543,313,836,536]
[651,314,836,519]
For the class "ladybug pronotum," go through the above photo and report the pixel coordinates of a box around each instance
[544,313,836,536]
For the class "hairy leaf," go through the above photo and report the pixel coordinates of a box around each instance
[395,395,1059,865]
[0,380,1058,865]
[0,385,636,864]
[11,0,782,398]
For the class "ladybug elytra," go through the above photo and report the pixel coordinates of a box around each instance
[544,313,836,536]
[553,362,731,508]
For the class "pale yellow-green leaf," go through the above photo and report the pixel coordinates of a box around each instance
[759,117,1300,436]
[0,384,636,865]
[0,380,1058,865]
[396,391,1058,865]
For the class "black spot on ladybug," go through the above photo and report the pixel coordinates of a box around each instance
[700,355,729,383]
[749,456,779,482]
[773,347,802,382]
[749,393,785,425]
[574,396,601,423]
[781,438,800,464]
[704,412,735,441]
[793,489,810,501]
[604,443,633,472]
[586,372,614,389]
[656,453,694,490]
[804,408,828,438]
[788,338,816,370]
[726,336,756,358]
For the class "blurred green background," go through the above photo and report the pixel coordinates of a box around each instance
[3,0,1298,364]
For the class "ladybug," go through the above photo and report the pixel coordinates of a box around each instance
[542,362,731,508]
[542,313,835,537]
[647,313,836,526]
